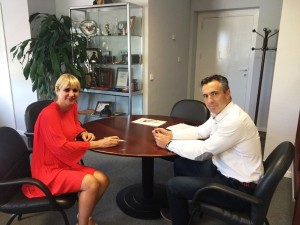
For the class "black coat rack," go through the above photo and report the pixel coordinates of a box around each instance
[252,28,279,125]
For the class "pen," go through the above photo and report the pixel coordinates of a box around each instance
[118,139,126,142]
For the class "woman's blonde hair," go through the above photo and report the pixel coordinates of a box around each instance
[55,73,80,93]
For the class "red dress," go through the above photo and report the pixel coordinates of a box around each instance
[22,102,95,198]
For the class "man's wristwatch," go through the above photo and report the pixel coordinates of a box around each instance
[165,141,172,149]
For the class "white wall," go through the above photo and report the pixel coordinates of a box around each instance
[28,0,55,15]
[147,0,190,115]
[0,0,36,133]
[264,0,300,164]
[0,3,14,127]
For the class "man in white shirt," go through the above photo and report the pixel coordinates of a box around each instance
[153,74,264,225]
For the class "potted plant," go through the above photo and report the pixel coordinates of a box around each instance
[10,13,87,98]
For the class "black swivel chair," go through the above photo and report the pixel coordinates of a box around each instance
[163,99,210,162]
[24,100,53,152]
[0,127,77,225]
[188,141,295,225]
[170,99,210,125]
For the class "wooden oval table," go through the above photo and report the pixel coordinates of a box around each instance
[83,115,187,219]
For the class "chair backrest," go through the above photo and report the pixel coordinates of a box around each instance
[24,100,52,148]
[0,127,31,204]
[170,99,210,124]
[251,141,295,224]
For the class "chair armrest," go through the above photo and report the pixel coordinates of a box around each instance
[0,177,60,207]
[24,131,34,137]
[191,182,263,206]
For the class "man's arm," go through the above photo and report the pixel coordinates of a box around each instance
[168,119,243,161]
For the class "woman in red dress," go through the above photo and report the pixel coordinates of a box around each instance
[22,74,119,225]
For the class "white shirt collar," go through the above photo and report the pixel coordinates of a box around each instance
[212,101,234,122]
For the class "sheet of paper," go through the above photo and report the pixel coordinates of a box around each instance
[166,123,195,131]
[132,118,167,127]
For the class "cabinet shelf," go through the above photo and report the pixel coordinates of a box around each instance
[70,3,143,120]
[81,88,142,97]
[72,32,142,39]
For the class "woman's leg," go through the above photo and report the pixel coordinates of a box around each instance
[92,170,110,201]
[77,170,109,225]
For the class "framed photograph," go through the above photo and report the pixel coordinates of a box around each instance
[94,67,113,89]
[102,51,111,57]
[116,68,129,88]
[86,48,100,63]
[117,21,127,35]
[94,101,113,116]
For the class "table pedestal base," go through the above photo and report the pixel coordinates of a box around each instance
[116,183,168,219]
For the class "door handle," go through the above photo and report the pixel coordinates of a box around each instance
[238,69,248,72]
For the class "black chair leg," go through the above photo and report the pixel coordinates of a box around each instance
[60,210,70,225]
[17,214,23,220]
[188,208,199,225]
[6,214,18,225]
[265,218,270,225]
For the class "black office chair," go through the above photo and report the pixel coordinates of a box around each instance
[170,99,210,125]
[188,141,295,225]
[162,99,210,162]
[0,126,77,225]
[24,99,53,152]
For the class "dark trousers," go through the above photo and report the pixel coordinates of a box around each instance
[166,157,255,225]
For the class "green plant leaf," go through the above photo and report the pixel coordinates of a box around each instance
[10,12,87,99]
[23,59,33,80]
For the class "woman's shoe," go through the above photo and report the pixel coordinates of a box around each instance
[160,208,172,223]
[88,217,98,225]
[76,215,98,225]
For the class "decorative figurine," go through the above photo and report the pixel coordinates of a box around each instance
[89,52,98,64]
[105,24,111,36]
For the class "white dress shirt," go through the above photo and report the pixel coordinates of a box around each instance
[167,102,264,183]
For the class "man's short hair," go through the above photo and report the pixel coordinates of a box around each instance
[201,74,229,92]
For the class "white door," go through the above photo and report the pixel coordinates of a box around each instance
[194,9,258,111]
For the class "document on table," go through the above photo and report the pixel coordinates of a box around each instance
[166,123,195,131]
[132,118,167,127]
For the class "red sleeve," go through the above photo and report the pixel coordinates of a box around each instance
[73,103,86,136]
[34,103,90,166]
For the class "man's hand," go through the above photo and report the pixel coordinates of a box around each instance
[152,128,173,149]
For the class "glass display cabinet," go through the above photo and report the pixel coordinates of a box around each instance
[70,3,143,122]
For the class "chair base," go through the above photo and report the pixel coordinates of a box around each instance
[5,211,70,225]
[6,214,18,225]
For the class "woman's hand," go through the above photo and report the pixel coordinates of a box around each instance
[90,136,120,149]
[81,131,96,142]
